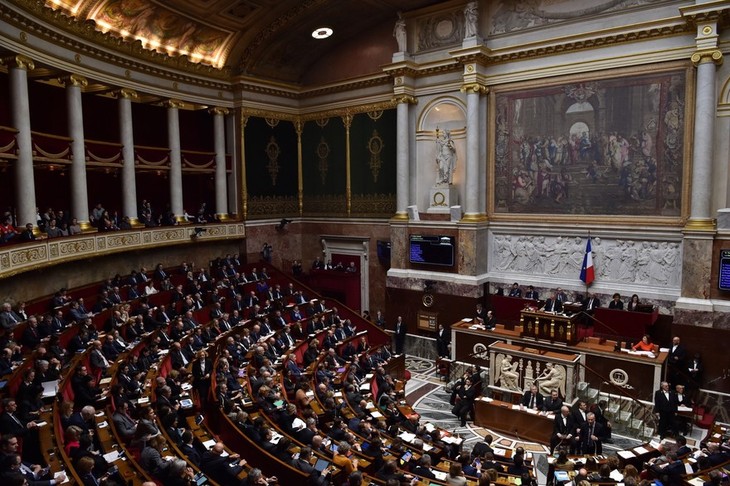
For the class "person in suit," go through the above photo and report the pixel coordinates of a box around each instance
[0,303,22,331]
[542,291,563,313]
[521,384,544,410]
[654,381,677,438]
[675,435,692,458]
[577,412,604,454]
[192,351,212,410]
[471,434,494,459]
[668,336,687,385]
[508,282,522,297]
[393,316,406,355]
[542,389,563,413]
[608,293,624,310]
[651,451,684,486]
[551,406,575,453]
[591,399,612,442]
[583,293,600,313]
[525,285,539,300]
[436,323,450,358]
[112,401,137,441]
[451,378,477,427]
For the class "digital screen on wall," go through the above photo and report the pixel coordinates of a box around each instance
[719,250,730,291]
[409,235,455,267]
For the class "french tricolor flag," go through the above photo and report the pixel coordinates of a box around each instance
[580,237,595,286]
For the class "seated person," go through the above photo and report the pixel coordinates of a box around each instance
[542,291,563,313]
[608,293,624,310]
[632,334,655,352]
[508,283,522,298]
[626,294,641,311]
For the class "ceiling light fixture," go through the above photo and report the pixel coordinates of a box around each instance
[312,27,333,39]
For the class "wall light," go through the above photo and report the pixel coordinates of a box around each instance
[312,27,333,39]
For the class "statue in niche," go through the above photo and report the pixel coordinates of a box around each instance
[435,128,456,185]
[393,12,407,52]
[495,354,520,391]
[464,1,478,39]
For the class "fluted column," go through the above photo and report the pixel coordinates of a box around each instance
[211,107,229,219]
[686,49,723,230]
[461,83,487,221]
[394,95,415,219]
[117,89,139,224]
[60,74,91,229]
[165,99,184,221]
[6,55,36,228]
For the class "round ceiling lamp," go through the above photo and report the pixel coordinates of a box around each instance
[311,27,333,39]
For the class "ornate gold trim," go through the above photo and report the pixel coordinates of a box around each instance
[57,73,88,88]
[240,114,249,219]
[209,107,230,116]
[460,213,488,223]
[163,99,185,109]
[460,83,488,95]
[392,212,409,221]
[115,88,138,100]
[691,49,724,66]
[1,54,35,71]
[684,218,716,232]
[392,95,418,105]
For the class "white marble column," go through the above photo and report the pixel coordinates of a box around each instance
[463,84,484,221]
[118,89,139,223]
[211,107,229,219]
[687,50,722,230]
[7,55,37,228]
[61,74,90,228]
[395,96,413,219]
[165,99,184,221]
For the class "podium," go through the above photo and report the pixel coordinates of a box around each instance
[520,309,579,345]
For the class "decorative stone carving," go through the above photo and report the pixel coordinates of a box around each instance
[490,234,681,288]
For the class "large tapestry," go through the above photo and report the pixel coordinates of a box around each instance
[492,67,688,217]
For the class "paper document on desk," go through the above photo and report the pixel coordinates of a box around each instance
[610,469,624,481]
[633,446,649,455]
[462,318,473,323]
[103,451,121,463]
[685,463,694,474]
[42,380,59,398]
[55,471,69,484]
[678,406,692,412]
[492,448,507,457]
[399,432,416,442]
[432,471,447,481]
[202,439,216,450]
[617,450,635,459]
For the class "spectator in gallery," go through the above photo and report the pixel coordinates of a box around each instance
[46,219,63,238]
[508,283,522,298]
[18,223,35,242]
[608,293,624,310]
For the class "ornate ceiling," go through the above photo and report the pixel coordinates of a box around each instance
[43,0,443,84]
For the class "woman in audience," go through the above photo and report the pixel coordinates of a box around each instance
[554,448,574,471]
[132,406,160,448]
[59,400,75,430]
[140,435,171,479]
[446,462,467,486]
[167,458,196,486]
[63,425,83,456]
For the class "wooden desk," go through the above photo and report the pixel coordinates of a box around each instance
[474,398,553,444]
[520,309,579,345]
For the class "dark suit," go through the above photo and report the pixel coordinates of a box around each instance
[436,327,450,358]
[551,412,575,453]
[394,320,406,355]
[577,420,604,454]
[608,299,624,310]
[543,299,563,313]
[521,390,544,410]
[668,343,687,385]
[653,389,678,438]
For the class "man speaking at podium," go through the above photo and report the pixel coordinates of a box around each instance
[542,291,563,313]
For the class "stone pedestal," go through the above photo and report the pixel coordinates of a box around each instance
[427,185,458,214]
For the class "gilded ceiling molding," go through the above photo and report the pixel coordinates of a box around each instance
[1,1,232,84]
[460,83,488,95]
[209,107,230,116]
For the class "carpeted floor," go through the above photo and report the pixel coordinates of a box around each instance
[403,356,649,455]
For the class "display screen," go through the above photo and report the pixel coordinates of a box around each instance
[719,249,730,291]
[409,235,455,267]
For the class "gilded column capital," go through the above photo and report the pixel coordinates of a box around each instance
[116,88,139,100]
[691,49,723,67]
[392,95,417,105]
[460,83,488,95]
[58,74,88,88]
[684,218,717,232]
[209,106,230,116]
[294,119,303,136]
[1,54,34,71]
[342,113,353,129]
[163,99,185,109]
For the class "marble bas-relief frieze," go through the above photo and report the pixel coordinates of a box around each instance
[490,234,681,289]
[488,0,667,35]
